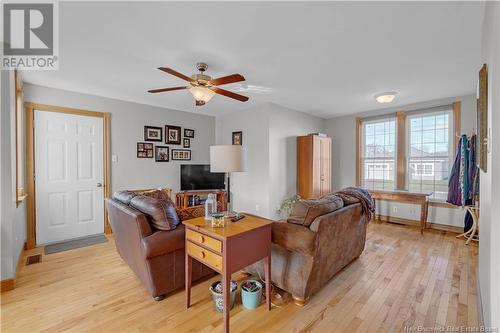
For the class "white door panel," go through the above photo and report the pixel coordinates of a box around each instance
[35,111,104,245]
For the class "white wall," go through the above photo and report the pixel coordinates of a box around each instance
[23,84,216,193]
[268,104,325,219]
[216,105,271,217]
[1,70,27,280]
[324,94,477,228]
[216,103,324,219]
[478,1,500,328]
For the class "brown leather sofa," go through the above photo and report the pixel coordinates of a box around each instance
[245,195,369,306]
[105,189,213,301]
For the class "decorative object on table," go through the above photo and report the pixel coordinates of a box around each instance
[184,128,195,138]
[209,280,237,313]
[146,62,249,106]
[477,64,488,172]
[210,145,247,215]
[241,280,263,309]
[144,126,162,142]
[165,125,181,144]
[277,194,302,219]
[183,138,190,148]
[232,131,242,145]
[210,212,226,228]
[155,146,169,162]
[171,149,191,161]
[137,142,153,158]
[205,193,217,220]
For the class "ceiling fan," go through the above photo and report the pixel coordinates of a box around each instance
[148,62,249,106]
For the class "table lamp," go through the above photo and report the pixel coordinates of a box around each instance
[210,145,247,216]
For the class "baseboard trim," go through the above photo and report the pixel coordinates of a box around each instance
[1,241,27,293]
[0,279,15,292]
[375,214,463,234]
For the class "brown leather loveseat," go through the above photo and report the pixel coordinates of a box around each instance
[245,191,371,305]
[105,189,213,301]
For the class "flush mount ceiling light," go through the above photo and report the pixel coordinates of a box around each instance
[375,92,398,104]
[147,62,249,106]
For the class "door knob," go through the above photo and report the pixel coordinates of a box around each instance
[97,183,103,187]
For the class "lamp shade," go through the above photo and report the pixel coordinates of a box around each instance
[210,145,247,172]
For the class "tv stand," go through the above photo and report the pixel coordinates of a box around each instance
[176,190,227,212]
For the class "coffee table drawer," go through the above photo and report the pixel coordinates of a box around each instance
[186,229,222,253]
[187,241,223,271]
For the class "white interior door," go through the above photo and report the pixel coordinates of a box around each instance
[35,110,104,245]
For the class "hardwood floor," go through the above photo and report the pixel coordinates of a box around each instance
[1,222,479,333]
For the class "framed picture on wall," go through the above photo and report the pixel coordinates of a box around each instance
[171,149,191,161]
[477,63,488,172]
[137,142,153,158]
[155,146,169,162]
[144,126,162,142]
[184,128,195,138]
[232,131,242,145]
[165,125,181,144]
[183,138,190,148]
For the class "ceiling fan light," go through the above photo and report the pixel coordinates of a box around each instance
[189,86,215,105]
[375,92,397,104]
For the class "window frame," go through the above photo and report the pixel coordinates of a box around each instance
[359,116,397,191]
[15,70,26,206]
[356,101,461,202]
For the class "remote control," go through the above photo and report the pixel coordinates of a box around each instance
[231,214,245,222]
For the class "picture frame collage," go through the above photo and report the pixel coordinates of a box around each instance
[138,125,194,162]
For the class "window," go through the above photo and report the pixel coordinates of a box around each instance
[407,110,453,200]
[360,118,396,190]
[356,102,460,202]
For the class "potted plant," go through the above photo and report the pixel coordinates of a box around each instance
[209,280,237,313]
[277,194,301,219]
[240,280,263,309]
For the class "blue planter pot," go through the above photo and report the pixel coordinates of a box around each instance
[240,280,263,309]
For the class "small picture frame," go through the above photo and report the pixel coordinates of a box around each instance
[144,126,162,142]
[184,128,195,138]
[232,131,243,145]
[171,149,191,161]
[155,146,169,162]
[137,142,153,158]
[166,125,182,145]
[183,138,190,148]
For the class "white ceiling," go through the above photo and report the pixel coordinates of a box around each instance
[21,1,485,118]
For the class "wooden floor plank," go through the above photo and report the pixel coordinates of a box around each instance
[1,222,479,333]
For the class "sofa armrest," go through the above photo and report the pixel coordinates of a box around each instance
[272,221,317,256]
[141,225,185,259]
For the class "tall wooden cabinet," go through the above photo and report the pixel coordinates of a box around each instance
[297,135,332,199]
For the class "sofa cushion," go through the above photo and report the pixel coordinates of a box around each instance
[322,192,359,206]
[130,195,180,231]
[113,190,138,205]
[287,196,344,227]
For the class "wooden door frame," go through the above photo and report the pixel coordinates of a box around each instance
[24,102,112,249]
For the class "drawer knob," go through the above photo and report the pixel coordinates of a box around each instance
[199,235,205,243]
[200,251,206,259]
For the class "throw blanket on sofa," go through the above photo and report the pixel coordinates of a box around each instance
[324,187,375,220]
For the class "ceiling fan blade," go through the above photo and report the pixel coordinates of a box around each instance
[158,67,194,82]
[209,74,245,86]
[210,87,249,102]
[148,86,188,93]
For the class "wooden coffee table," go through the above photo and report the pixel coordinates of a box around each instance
[183,214,272,333]
[182,214,272,332]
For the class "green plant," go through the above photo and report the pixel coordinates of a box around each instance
[277,194,301,219]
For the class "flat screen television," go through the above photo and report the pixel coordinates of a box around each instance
[180,164,225,191]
